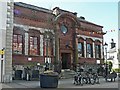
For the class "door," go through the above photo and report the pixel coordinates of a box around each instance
[61,53,71,69]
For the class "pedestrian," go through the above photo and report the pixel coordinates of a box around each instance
[45,61,49,71]
[110,70,117,82]
[26,67,31,81]
[58,60,62,74]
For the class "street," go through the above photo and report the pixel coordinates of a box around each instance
[1,77,119,88]
[59,78,119,88]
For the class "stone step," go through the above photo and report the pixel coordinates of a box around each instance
[60,69,76,79]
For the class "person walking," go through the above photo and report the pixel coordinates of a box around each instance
[58,60,62,74]
[45,61,49,71]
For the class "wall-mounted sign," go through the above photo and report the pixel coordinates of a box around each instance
[0,50,4,55]
[96,60,100,64]
[28,57,32,61]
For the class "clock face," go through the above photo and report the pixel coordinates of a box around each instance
[61,25,68,34]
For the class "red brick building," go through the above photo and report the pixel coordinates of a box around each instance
[13,2,105,70]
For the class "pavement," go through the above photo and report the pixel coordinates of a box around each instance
[1,77,119,89]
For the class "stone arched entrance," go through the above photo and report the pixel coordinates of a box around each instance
[53,9,80,69]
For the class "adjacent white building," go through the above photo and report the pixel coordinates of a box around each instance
[108,39,119,69]
[0,0,13,83]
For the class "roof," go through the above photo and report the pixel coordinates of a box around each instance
[14,2,103,28]
[14,2,52,14]
[53,7,77,16]
[78,18,103,28]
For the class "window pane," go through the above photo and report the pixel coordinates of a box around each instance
[13,34,23,54]
[78,43,82,52]
[13,35,17,43]
[95,45,101,58]
[44,38,53,56]
[78,42,84,57]
[34,37,37,45]
[18,35,22,42]
[13,43,18,53]
[29,36,38,55]
[30,37,33,42]
[87,44,92,58]
[17,43,22,54]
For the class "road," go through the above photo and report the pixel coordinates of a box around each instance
[59,78,119,88]
[1,77,119,89]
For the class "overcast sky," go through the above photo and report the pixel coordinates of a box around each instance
[14,0,119,49]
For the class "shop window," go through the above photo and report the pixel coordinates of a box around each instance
[13,34,23,54]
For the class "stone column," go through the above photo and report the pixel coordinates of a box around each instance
[40,35,43,56]
[101,43,103,59]
[84,41,86,58]
[25,32,28,55]
[74,28,78,65]
[93,42,95,58]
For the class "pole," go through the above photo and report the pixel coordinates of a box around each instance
[105,47,108,78]
[54,24,59,72]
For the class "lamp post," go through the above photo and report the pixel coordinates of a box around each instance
[52,8,60,72]
[103,42,108,78]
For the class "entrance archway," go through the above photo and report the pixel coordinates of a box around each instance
[54,11,80,69]
[61,53,71,69]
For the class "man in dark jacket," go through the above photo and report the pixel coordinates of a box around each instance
[45,61,49,71]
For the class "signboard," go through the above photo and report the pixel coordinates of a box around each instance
[96,60,100,64]
[0,50,4,55]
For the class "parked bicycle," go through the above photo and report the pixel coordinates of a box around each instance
[73,71,100,86]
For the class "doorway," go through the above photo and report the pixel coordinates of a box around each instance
[61,53,71,69]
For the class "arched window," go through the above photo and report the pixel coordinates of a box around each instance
[29,36,38,55]
[78,42,84,57]
[78,37,84,57]
[13,27,24,54]
[29,29,40,55]
[87,43,93,58]
[86,38,93,58]
[13,34,23,54]
[95,40,101,58]
[95,45,101,58]
[44,32,53,57]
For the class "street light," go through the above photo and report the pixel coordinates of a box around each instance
[52,8,60,72]
[103,42,108,78]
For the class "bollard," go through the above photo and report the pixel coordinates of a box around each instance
[26,74,29,81]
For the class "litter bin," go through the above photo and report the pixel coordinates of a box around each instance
[31,70,39,80]
[15,70,22,80]
[40,73,59,88]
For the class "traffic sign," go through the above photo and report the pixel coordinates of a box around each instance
[0,50,4,55]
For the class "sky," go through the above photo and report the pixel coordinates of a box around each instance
[118,2,120,49]
[14,0,119,50]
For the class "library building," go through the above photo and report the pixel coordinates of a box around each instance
[12,2,105,80]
